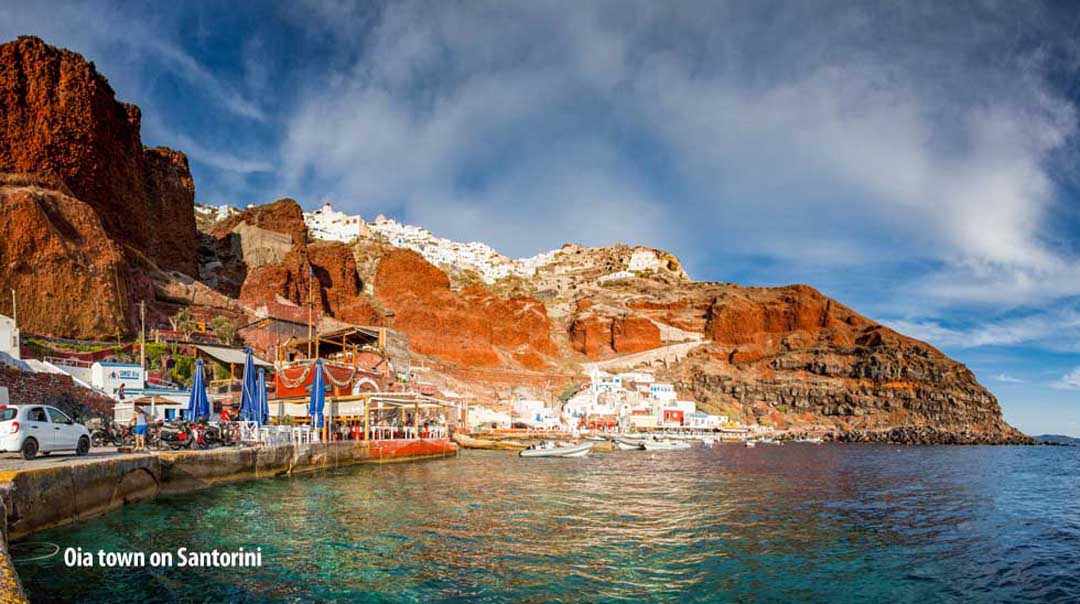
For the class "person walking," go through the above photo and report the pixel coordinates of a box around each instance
[131,406,149,452]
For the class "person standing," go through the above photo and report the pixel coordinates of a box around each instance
[131,406,149,452]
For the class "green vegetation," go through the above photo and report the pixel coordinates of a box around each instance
[210,316,238,345]
[213,362,232,381]
[169,308,197,340]
[558,382,585,403]
[171,355,195,386]
[143,342,168,371]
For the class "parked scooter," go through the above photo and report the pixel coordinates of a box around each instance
[89,420,133,448]
[158,420,194,450]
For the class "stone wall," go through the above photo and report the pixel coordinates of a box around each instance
[0,365,115,417]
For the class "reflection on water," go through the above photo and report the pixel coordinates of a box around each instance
[14,445,1080,603]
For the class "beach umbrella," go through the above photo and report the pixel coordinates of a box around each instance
[238,349,258,422]
[257,367,269,427]
[186,359,210,421]
[308,360,326,433]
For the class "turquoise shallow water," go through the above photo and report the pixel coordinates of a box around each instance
[12,444,1080,603]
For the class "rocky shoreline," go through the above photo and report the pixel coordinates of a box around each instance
[827,426,1035,445]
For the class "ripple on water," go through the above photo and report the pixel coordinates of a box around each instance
[13,445,1080,604]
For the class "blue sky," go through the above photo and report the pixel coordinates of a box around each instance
[2,0,1078,436]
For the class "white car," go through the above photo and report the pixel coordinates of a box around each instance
[0,405,91,460]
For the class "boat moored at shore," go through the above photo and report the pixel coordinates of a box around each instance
[519,441,594,458]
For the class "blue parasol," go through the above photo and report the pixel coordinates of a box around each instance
[257,367,269,426]
[186,359,210,420]
[238,349,258,422]
[308,360,325,431]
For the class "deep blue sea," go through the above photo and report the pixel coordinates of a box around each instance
[12,444,1080,603]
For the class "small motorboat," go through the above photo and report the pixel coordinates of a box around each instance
[614,436,646,450]
[795,436,823,444]
[519,441,594,458]
[744,440,756,448]
[642,439,692,451]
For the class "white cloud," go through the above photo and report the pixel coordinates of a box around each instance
[1051,368,1080,390]
[278,0,1080,302]
[887,310,1080,350]
[994,374,1026,384]
[169,132,273,175]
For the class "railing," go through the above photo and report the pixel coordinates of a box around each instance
[368,425,448,440]
[43,356,93,369]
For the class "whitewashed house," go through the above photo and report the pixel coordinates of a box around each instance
[648,383,677,401]
[511,399,560,429]
[0,314,19,360]
[91,362,145,399]
[467,405,511,430]
[685,413,727,430]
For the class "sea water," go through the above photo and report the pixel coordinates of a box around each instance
[13,444,1080,603]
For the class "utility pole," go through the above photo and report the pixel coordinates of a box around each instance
[139,300,146,380]
[9,289,15,327]
[307,263,313,359]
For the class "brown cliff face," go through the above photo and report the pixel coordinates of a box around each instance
[0,36,196,275]
[617,282,1031,443]
[0,177,128,338]
[374,250,558,369]
[211,198,308,247]
[143,147,197,275]
[569,311,662,358]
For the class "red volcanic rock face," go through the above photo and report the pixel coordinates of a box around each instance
[704,284,869,350]
[570,313,662,359]
[143,147,197,275]
[570,314,614,359]
[211,198,308,247]
[0,36,196,275]
[0,183,128,338]
[612,315,661,353]
[375,250,557,369]
[239,241,375,323]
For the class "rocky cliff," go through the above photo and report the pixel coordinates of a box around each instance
[0,37,1028,443]
[0,36,196,276]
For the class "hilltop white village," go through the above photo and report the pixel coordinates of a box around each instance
[189,201,751,438]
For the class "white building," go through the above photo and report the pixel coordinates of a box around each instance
[648,383,677,401]
[685,412,728,430]
[467,405,511,430]
[511,399,561,429]
[597,270,634,283]
[91,362,145,399]
[562,390,617,425]
[672,400,697,414]
[304,202,367,242]
[618,371,654,385]
[590,370,622,393]
[0,314,19,360]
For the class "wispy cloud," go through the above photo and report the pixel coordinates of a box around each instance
[170,133,273,174]
[1051,367,1080,390]
[138,37,266,122]
[994,374,1026,384]
[278,0,1080,303]
[887,309,1080,350]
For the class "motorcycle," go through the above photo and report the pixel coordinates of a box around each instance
[158,421,194,450]
[89,421,133,448]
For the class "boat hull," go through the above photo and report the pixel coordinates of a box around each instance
[642,441,692,451]
[519,442,594,458]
